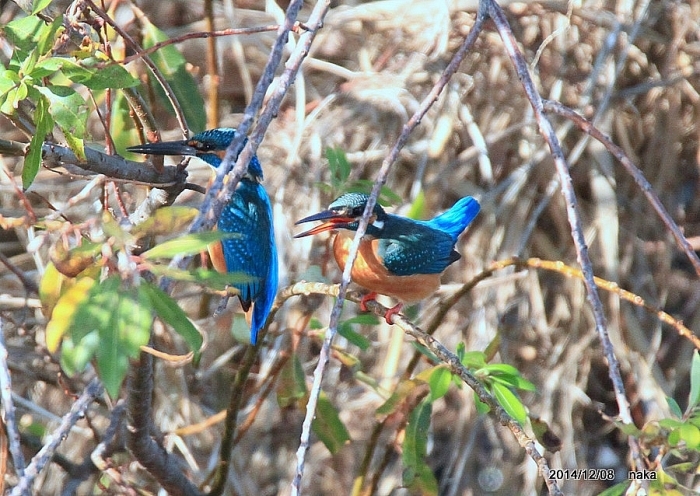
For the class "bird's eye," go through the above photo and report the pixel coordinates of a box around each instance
[352,206,365,217]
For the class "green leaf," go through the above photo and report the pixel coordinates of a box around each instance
[276,353,307,408]
[376,379,429,416]
[667,396,683,419]
[141,20,206,133]
[312,393,351,454]
[677,423,700,450]
[405,190,426,220]
[146,265,254,291]
[32,0,54,15]
[402,399,437,495]
[461,350,487,369]
[690,350,700,408]
[141,231,239,259]
[428,366,452,401]
[19,48,40,76]
[491,382,527,425]
[36,85,88,136]
[24,94,53,188]
[325,146,351,191]
[63,131,85,162]
[36,14,63,54]
[141,283,201,363]
[337,314,376,350]
[60,330,100,377]
[59,59,140,90]
[4,16,45,53]
[481,363,520,376]
[337,322,371,350]
[0,70,19,99]
[474,392,490,415]
[96,283,152,397]
[658,418,684,430]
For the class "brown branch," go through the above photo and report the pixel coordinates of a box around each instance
[484,0,643,470]
[542,99,700,278]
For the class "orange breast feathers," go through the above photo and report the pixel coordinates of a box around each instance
[332,231,441,303]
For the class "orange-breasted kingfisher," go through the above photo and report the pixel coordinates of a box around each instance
[294,193,479,321]
[128,128,277,345]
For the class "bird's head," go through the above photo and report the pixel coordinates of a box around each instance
[127,127,263,178]
[294,193,387,238]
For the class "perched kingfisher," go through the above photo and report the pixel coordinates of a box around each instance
[128,128,277,345]
[295,193,480,321]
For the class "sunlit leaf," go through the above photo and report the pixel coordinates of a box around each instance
[276,353,307,408]
[312,393,351,454]
[427,366,452,401]
[59,59,140,90]
[45,275,96,351]
[36,85,88,137]
[141,231,239,259]
[131,206,199,238]
[492,382,527,425]
[141,283,202,363]
[141,20,206,132]
[3,15,45,53]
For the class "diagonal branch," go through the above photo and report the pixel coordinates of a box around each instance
[484,0,643,469]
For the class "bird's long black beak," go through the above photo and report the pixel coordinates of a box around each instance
[294,210,356,238]
[127,140,198,157]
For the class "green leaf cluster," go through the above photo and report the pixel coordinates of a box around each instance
[40,206,229,397]
[1,14,139,188]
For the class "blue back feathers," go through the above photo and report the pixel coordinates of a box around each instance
[327,194,480,277]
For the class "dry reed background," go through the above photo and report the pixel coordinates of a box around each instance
[1,0,700,494]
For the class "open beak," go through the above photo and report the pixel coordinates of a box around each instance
[294,210,356,238]
[127,140,198,156]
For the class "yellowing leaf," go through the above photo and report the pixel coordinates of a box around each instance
[45,276,96,352]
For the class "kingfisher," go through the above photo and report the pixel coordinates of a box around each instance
[128,128,277,345]
[294,193,480,322]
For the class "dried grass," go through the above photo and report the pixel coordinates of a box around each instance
[2,0,700,494]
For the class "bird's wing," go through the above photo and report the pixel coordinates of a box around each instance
[379,227,458,276]
[217,181,276,308]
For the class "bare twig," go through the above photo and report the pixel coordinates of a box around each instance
[279,282,562,496]
[484,0,643,469]
[543,99,700,278]
[0,319,26,477]
[292,7,487,493]
[11,378,103,496]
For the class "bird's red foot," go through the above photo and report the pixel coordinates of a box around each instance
[384,303,404,324]
[359,292,378,312]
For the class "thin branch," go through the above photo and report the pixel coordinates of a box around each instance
[292,8,487,494]
[11,378,103,496]
[484,0,643,470]
[279,282,562,496]
[542,99,700,278]
[0,318,25,477]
